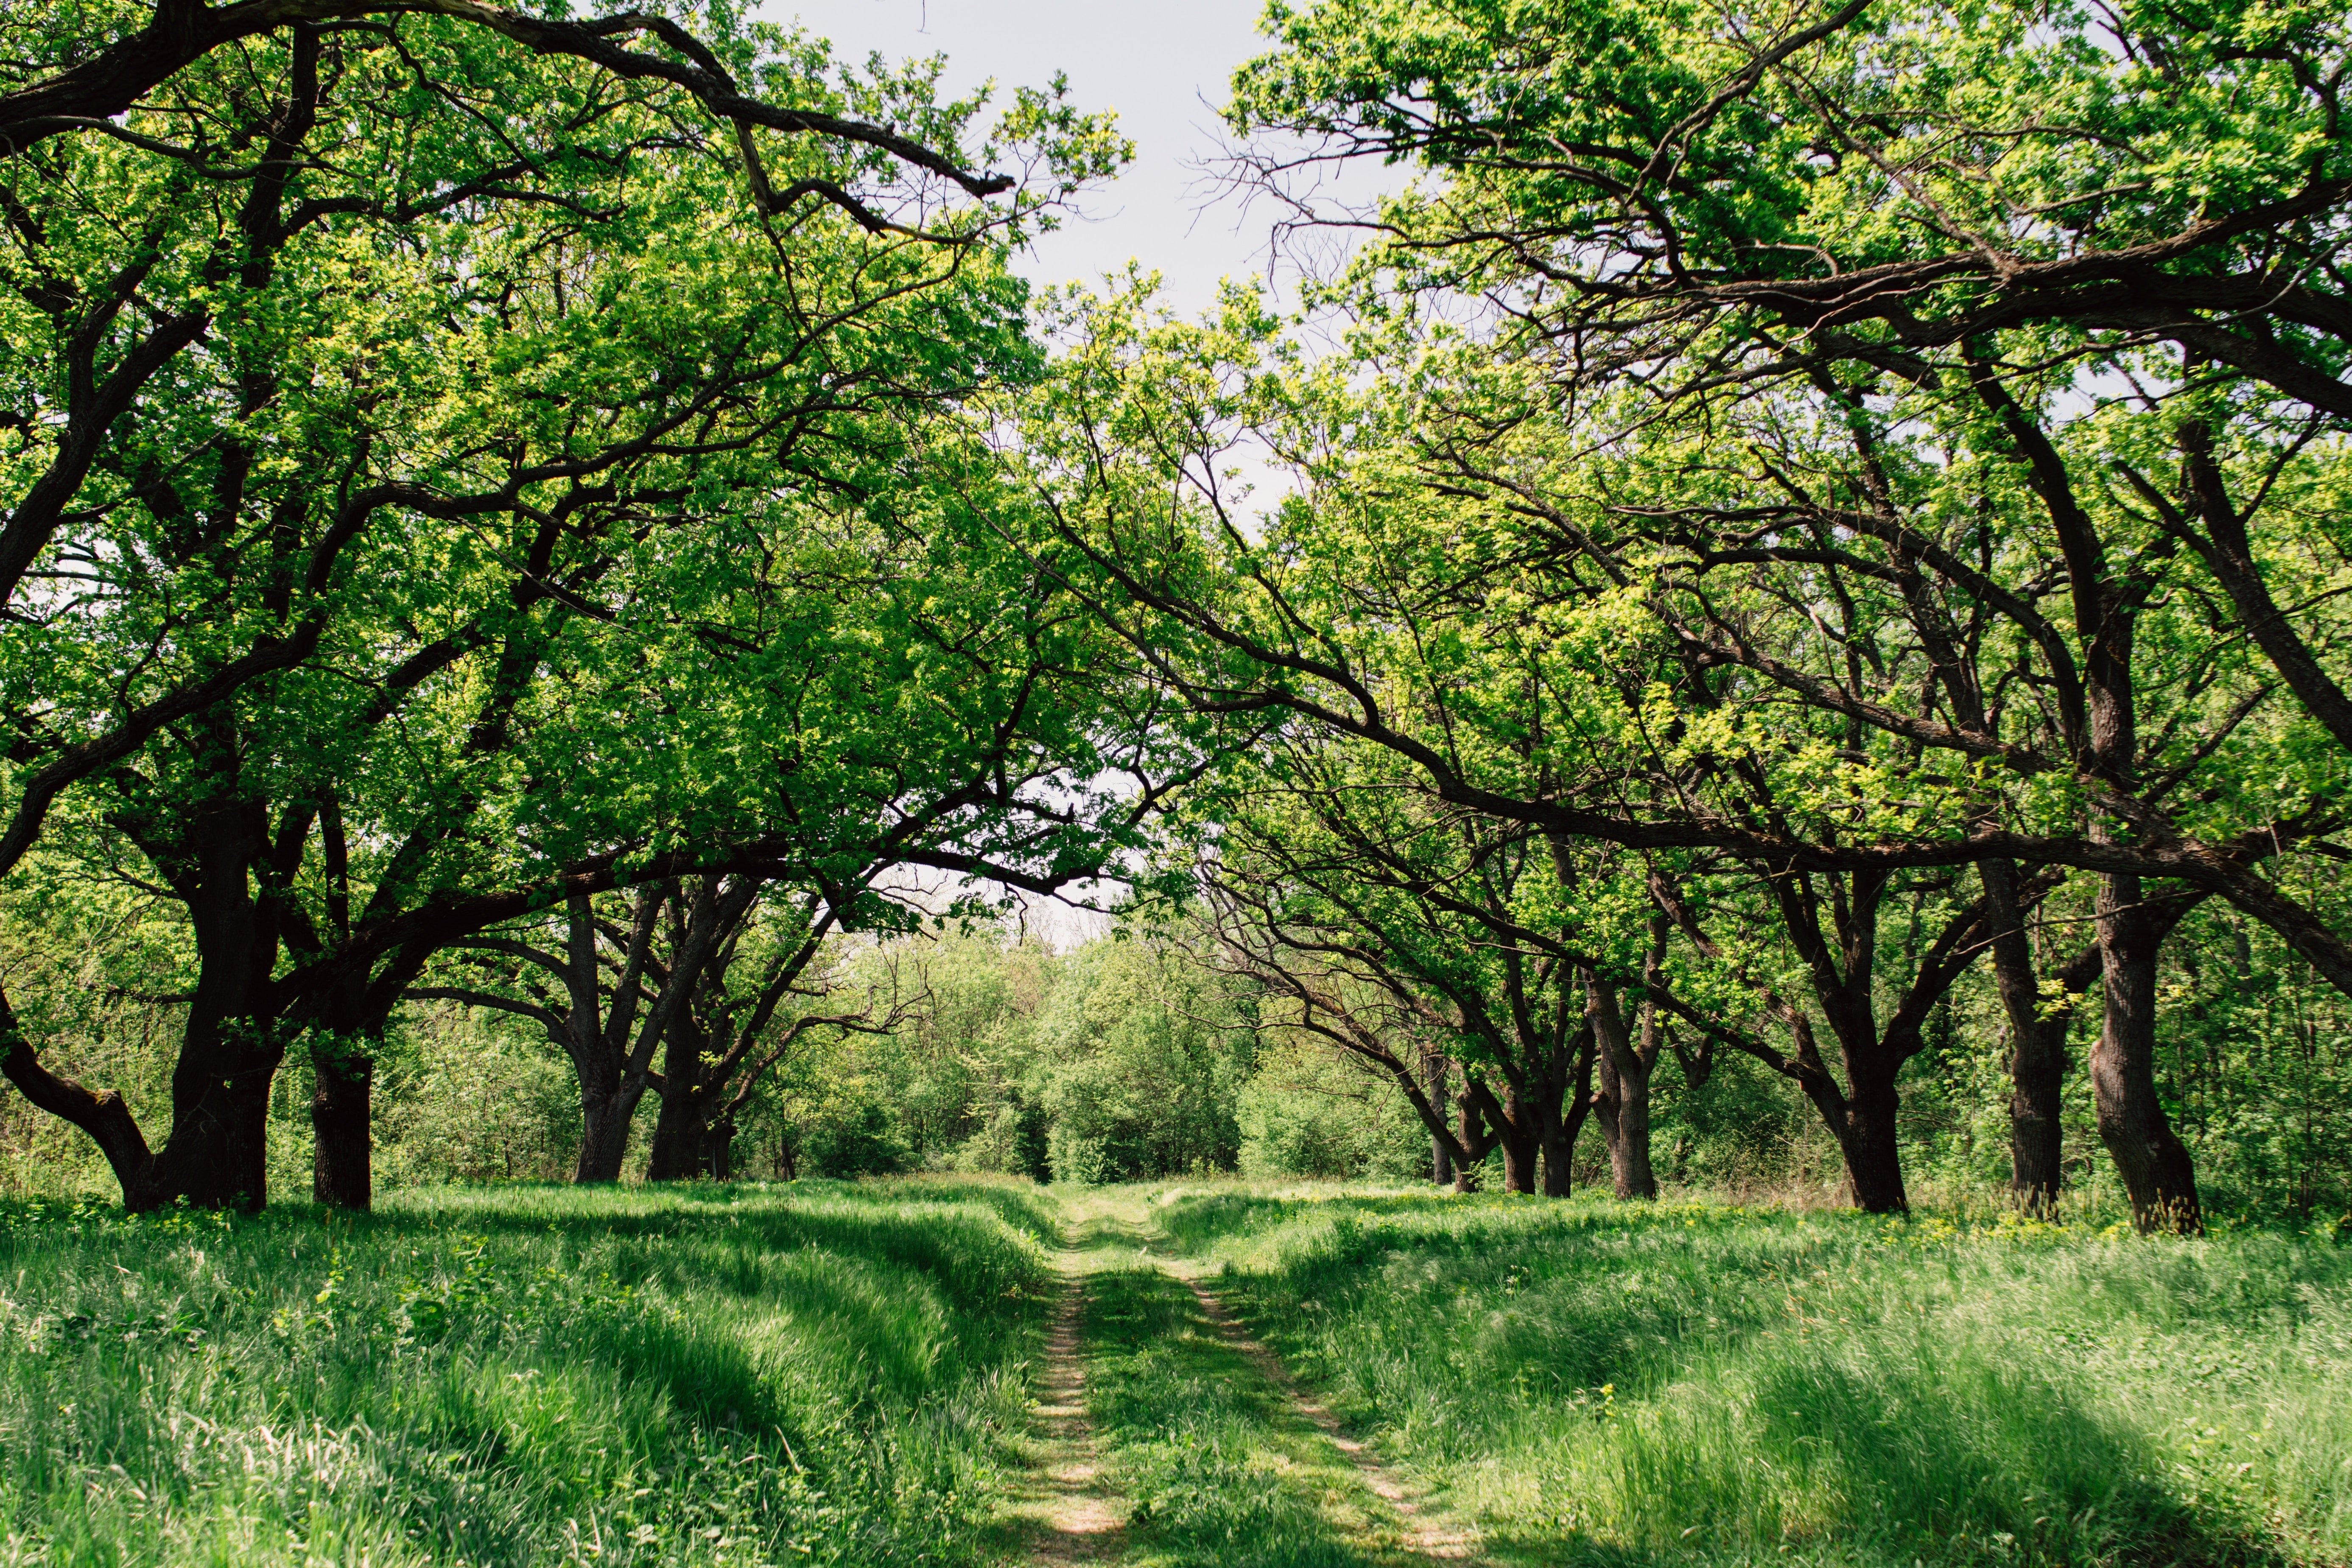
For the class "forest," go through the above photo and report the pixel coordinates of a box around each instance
[5,0,2352,1562]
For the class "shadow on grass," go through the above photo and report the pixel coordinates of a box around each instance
[50,1182,1052,1445]
[1150,1191,2324,1568]
[0,1183,1053,1568]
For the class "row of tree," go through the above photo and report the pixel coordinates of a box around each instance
[970,0,2352,1233]
[0,0,1185,1210]
[10,0,2352,1232]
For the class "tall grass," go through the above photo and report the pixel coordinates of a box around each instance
[0,1177,1057,1566]
[1158,1188,2352,1566]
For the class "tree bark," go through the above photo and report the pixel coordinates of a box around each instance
[1837,1069,1908,1213]
[310,1041,373,1209]
[302,950,422,1210]
[1454,1096,1485,1193]
[8,788,297,1210]
[1497,1089,1540,1194]
[1543,1027,1597,1196]
[144,1059,275,1211]
[2092,873,2201,1232]
[1980,858,2068,1211]
[0,985,157,1202]
[1585,971,1658,1199]
[576,1080,648,1183]
[645,1012,712,1182]
[143,815,286,1211]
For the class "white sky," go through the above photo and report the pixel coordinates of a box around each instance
[772,0,1298,316]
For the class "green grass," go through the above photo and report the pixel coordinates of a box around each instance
[1081,1262,1417,1568]
[11,1176,2347,1567]
[0,1177,1057,1567]
[1151,1186,2352,1567]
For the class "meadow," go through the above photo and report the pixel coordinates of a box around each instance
[0,1180,1058,1567]
[3,1179,2349,1566]
[1157,1188,2352,1567]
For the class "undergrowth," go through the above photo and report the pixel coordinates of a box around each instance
[0,1176,1056,1567]
[1154,1187,2352,1568]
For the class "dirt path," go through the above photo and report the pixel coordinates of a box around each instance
[1173,1272,1480,1562]
[1023,1258,1125,1564]
[1003,1194,1480,1566]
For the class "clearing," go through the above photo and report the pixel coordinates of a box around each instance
[2,1179,2348,1567]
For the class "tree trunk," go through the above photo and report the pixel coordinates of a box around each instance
[645,1014,710,1182]
[2009,1009,2070,1212]
[0,985,156,1202]
[140,811,286,1211]
[1542,1029,1596,1197]
[1981,858,2067,1212]
[2093,873,2201,1232]
[1486,1086,1543,1194]
[1593,1051,1657,1199]
[1586,971,1657,1200]
[1838,1071,1908,1213]
[1499,1134,1536,1193]
[1453,1097,1484,1193]
[310,1041,372,1209]
[575,1080,646,1184]
[306,948,430,1211]
[145,1059,276,1211]
[2,889,283,1213]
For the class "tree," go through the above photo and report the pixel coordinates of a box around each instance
[979,0,2352,1228]
[413,877,899,1182]
[1212,0,2352,1233]
[0,2,1125,1209]
[1190,727,1633,1196]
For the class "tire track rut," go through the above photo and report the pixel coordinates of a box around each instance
[1172,1272,1480,1562]
[1026,1262,1124,1564]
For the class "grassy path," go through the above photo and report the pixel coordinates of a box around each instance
[1171,1273,1475,1562]
[1010,1192,1479,1568]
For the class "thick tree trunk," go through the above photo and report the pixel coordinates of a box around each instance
[1498,1100,1539,1194]
[2093,874,2201,1233]
[1838,1073,1908,1213]
[1586,972,1657,1200]
[4,952,280,1213]
[644,1096,701,1180]
[145,1059,276,1211]
[2008,1010,2069,1212]
[645,1015,710,1182]
[310,1043,372,1209]
[575,1080,647,1184]
[1981,858,2067,1211]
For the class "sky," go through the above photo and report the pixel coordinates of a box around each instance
[768,0,1300,316]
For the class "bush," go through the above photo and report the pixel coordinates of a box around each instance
[804,1098,914,1179]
